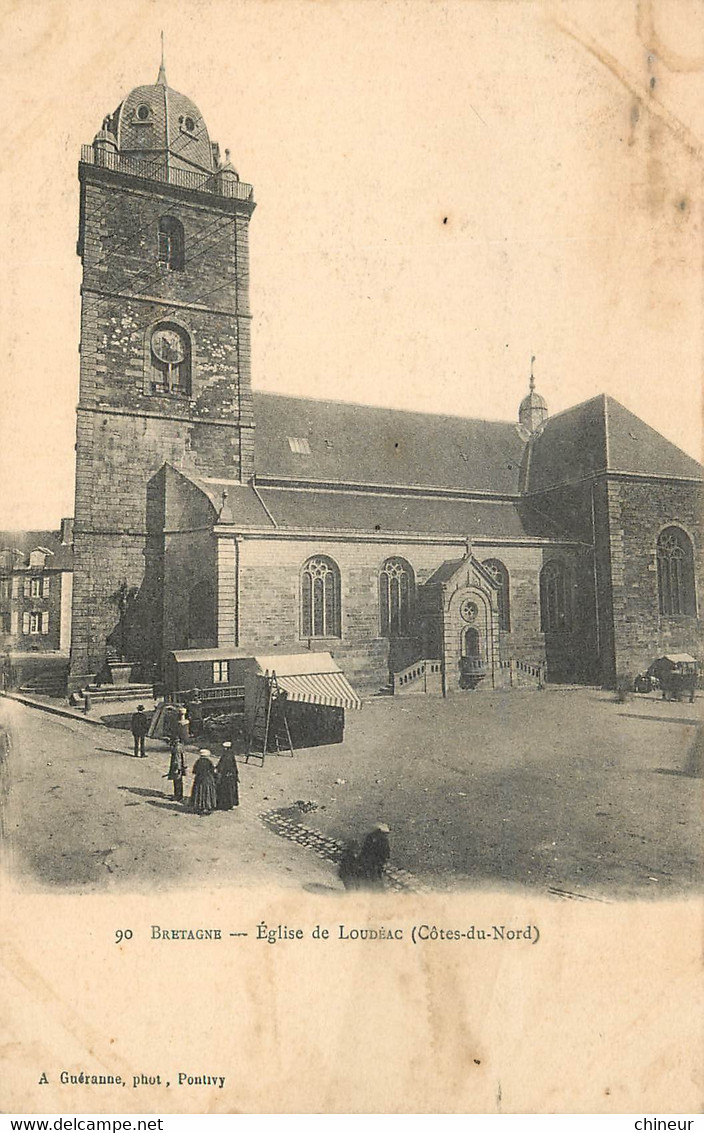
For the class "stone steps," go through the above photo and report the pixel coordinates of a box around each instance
[19,680,67,697]
[84,682,154,703]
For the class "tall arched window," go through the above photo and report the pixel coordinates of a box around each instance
[657,527,696,616]
[301,556,341,638]
[379,557,415,637]
[482,558,511,632]
[148,323,192,397]
[540,559,570,633]
[157,216,185,271]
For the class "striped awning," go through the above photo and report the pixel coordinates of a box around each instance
[272,670,362,710]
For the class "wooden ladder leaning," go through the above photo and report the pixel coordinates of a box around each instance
[245,670,294,764]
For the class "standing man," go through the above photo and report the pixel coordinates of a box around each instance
[130,704,150,758]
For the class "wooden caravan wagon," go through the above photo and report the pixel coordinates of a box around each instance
[164,648,254,715]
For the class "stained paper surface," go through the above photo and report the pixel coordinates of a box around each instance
[1,0,702,1115]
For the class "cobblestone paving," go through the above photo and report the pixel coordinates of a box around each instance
[260,808,609,899]
[260,807,428,892]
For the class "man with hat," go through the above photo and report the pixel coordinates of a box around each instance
[130,704,150,758]
[357,823,391,888]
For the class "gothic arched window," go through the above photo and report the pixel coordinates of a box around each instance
[482,558,511,632]
[301,556,341,638]
[379,557,415,637]
[157,216,185,271]
[148,323,192,397]
[657,527,696,616]
[540,559,570,633]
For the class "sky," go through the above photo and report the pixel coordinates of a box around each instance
[1,0,702,528]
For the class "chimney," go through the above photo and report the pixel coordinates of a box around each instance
[60,517,75,546]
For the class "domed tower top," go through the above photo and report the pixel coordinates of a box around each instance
[518,358,548,436]
[102,47,218,175]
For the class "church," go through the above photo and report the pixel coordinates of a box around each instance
[67,62,703,696]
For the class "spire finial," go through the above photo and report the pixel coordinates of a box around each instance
[157,31,167,85]
[529,354,536,393]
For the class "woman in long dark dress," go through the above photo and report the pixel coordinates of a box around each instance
[190,749,217,815]
[216,742,240,810]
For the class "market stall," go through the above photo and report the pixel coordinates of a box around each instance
[243,652,362,756]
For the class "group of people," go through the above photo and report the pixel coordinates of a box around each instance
[187,745,240,815]
[128,703,393,886]
[130,703,240,816]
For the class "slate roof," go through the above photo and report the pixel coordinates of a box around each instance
[0,529,73,570]
[424,557,501,588]
[211,484,574,542]
[189,479,272,527]
[527,395,702,491]
[424,559,465,585]
[253,392,526,494]
[604,397,702,479]
[254,390,701,495]
[184,391,701,539]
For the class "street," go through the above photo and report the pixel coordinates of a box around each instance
[0,688,701,897]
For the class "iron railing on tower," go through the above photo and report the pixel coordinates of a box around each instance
[80,144,254,201]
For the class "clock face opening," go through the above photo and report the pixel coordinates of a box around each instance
[152,328,186,365]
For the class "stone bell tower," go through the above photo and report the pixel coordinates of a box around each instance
[69,58,255,686]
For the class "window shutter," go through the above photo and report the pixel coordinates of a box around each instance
[24,578,31,598]
[22,612,30,635]
[41,611,50,635]
[11,611,18,635]
[42,576,49,597]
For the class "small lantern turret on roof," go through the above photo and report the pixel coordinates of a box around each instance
[518,356,549,436]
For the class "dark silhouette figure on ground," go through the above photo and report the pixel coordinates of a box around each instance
[339,824,391,890]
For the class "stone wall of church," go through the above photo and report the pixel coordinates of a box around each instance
[162,529,218,654]
[70,533,162,682]
[233,537,580,693]
[528,479,613,685]
[603,476,704,679]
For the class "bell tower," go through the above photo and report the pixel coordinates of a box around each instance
[69,60,255,686]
